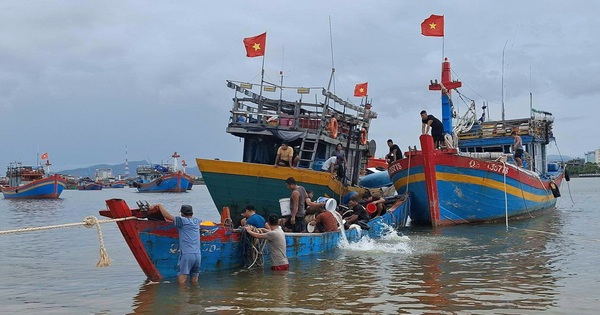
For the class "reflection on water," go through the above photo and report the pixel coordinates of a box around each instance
[128,213,564,314]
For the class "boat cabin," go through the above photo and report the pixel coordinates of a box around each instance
[225,80,378,185]
[457,109,555,175]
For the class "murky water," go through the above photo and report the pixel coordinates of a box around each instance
[0,180,598,314]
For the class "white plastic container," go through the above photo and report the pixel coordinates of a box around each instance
[316,197,337,212]
[279,198,291,216]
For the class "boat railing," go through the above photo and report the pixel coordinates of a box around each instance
[227,80,376,142]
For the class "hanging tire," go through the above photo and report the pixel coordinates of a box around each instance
[549,181,561,198]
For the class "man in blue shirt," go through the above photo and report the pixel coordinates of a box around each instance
[240,204,266,228]
[156,204,201,285]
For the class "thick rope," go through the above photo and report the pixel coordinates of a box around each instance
[0,216,137,267]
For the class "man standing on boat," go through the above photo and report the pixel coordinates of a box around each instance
[420,110,445,149]
[334,143,347,183]
[245,214,289,271]
[385,139,402,164]
[155,204,201,285]
[511,131,524,168]
[284,177,307,232]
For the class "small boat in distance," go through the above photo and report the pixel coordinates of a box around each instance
[1,161,67,199]
[133,152,190,193]
[388,58,567,226]
[77,178,103,190]
[99,195,409,281]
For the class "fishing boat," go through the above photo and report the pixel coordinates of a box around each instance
[104,180,126,188]
[99,195,409,281]
[77,177,103,190]
[388,58,567,226]
[133,152,190,193]
[1,162,67,199]
[196,74,378,225]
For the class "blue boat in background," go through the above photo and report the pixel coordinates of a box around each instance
[99,195,409,281]
[77,178,103,190]
[1,162,67,199]
[133,152,190,193]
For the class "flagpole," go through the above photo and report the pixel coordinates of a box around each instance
[258,54,265,124]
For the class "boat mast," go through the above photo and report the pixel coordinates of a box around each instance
[429,57,462,136]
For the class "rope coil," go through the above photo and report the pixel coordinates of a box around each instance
[0,216,137,267]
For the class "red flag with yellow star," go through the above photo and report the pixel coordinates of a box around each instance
[421,15,444,37]
[243,32,267,57]
[354,82,368,97]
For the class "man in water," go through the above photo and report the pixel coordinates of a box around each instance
[245,214,289,270]
[420,110,445,149]
[155,204,201,285]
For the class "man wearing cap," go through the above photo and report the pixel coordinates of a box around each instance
[240,204,266,228]
[155,204,202,285]
[245,214,289,270]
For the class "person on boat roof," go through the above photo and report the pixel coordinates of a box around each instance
[511,131,524,168]
[245,214,289,271]
[154,204,201,285]
[385,139,402,164]
[274,142,299,168]
[240,204,266,228]
[420,110,445,149]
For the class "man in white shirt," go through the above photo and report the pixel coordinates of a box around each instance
[321,156,337,173]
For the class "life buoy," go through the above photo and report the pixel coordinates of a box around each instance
[359,127,368,145]
[549,181,561,198]
[330,118,338,138]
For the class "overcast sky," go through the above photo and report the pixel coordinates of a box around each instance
[1,1,597,172]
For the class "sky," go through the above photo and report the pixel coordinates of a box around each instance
[1,1,597,172]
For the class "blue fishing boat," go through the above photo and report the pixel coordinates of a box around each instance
[99,195,409,281]
[388,58,567,226]
[77,178,103,190]
[1,162,67,199]
[133,152,190,193]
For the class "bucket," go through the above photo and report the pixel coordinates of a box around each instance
[279,198,291,216]
[316,197,337,212]
[366,202,377,215]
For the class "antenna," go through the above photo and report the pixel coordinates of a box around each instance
[124,145,130,178]
[501,39,508,122]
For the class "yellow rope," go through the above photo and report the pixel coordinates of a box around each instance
[0,216,137,267]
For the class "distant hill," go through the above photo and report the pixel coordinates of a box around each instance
[57,160,201,178]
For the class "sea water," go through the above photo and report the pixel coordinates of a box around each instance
[1,180,599,314]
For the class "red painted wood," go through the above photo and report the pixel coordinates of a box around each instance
[420,135,441,226]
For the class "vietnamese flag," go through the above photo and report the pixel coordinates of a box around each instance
[41,152,48,160]
[243,32,267,57]
[354,82,368,97]
[421,15,444,37]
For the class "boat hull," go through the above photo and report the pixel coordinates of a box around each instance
[1,174,67,199]
[195,158,362,225]
[99,197,409,281]
[389,135,563,226]
[77,183,103,190]
[136,172,189,193]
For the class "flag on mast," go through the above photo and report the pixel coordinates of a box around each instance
[421,15,444,37]
[41,152,48,160]
[354,82,368,97]
[243,32,267,57]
